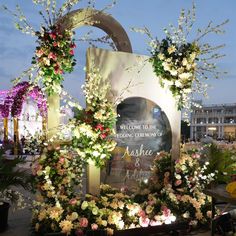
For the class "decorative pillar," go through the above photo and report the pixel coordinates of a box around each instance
[87,160,100,195]
[3,117,8,142]
[13,117,19,155]
[47,94,60,140]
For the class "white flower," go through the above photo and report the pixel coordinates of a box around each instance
[182,58,188,66]
[183,88,192,94]
[162,62,171,71]
[175,174,181,180]
[170,69,177,76]
[92,150,100,157]
[175,80,182,88]
[168,45,176,54]
[158,53,165,60]
[163,80,174,86]
[179,72,192,80]
[183,211,190,218]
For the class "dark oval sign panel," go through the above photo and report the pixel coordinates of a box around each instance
[102,97,172,189]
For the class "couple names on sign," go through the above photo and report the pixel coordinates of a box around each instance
[103,97,172,188]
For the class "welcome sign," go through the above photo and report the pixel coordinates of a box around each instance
[86,48,180,189]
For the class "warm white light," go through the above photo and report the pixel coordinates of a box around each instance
[208,127,216,131]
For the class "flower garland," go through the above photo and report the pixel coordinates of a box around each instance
[150,39,200,110]
[133,4,228,111]
[10,81,47,118]
[32,26,76,95]
[71,68,117,167]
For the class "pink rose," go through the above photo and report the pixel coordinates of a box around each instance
[139,217,150,227]
[48,52,57,61]
[69,49,74,55]
[59,157,65,164]
[175,179,182,186]
[79,217,88,228]
[91,223,98,230]
[138,210,146,218]
[162,206,171,217]
[69,198,77,205]
[96,124,104,131]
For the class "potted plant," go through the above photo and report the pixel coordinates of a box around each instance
[0,148,32,232]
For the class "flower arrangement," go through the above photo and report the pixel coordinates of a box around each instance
[32,26,76,95]
[133,4,228,110]
[32,146,217,235]
[71,68,117,167]
[134,150,216,227]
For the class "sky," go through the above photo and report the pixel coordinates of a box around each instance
[0,0,236,106]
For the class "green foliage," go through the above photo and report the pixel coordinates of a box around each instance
[0,149,32,192]
[205,144,236,184]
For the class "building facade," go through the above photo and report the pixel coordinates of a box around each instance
[190,102,236,141]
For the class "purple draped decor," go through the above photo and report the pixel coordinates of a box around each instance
[0,81,47,118]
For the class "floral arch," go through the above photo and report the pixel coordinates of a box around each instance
[0,81,47,152]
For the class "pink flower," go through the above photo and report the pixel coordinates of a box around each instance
[48,52,57,61]
[100,133,107,139]
[138,210,146,218]
[59,157,65,164]
[54,65,63,74]
[162,206,171,217]
[148,200,155,206]
[53,42,58,47]
[36,49,44,57]
[70,43,76,48]
[91,223,98,230]
[175,179,182,186]
[49,33,57,40]
[69,198,77,205]
[150,220,162,226]
[79,217,88,228]
[192,153,200,159]
[96,124,104,131]
[69,49,74,55]
[139,217,150,227]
